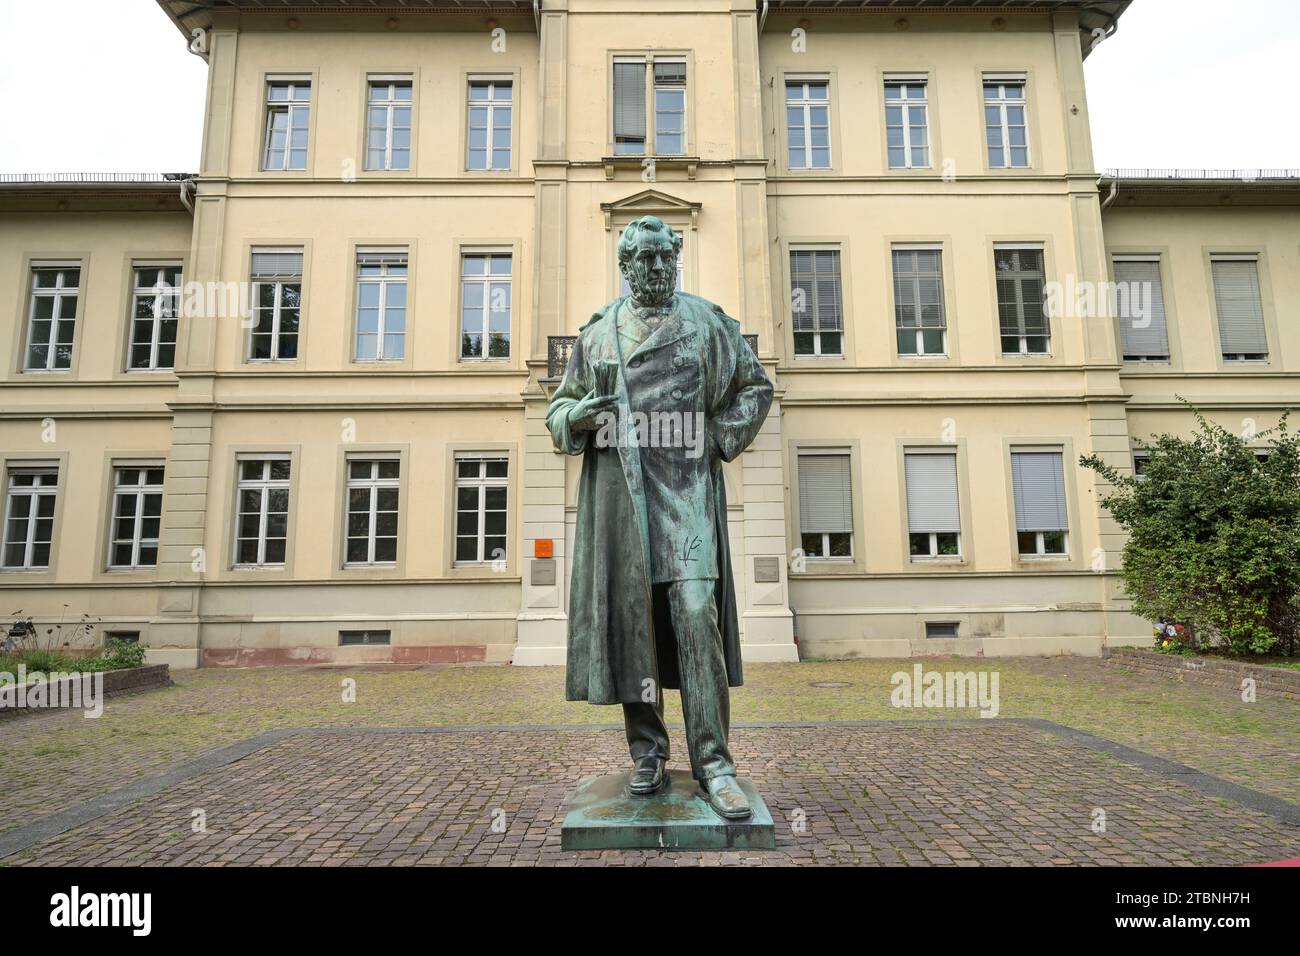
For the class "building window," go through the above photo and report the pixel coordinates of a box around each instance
[1211,256,1268,362]
[797,451,853,560]
[339,629,391,646]
[925,622,960,640]
[613,56,688,156]
[885,77,929,169]
[2,467,57,570]
[467,78,511,170]
[234,457,290,567]
[249,250,302,362]
[263,79,311,171]
[1112,257,1170,363]
[128,265,181,371]
[460,251,512,360]
[652,59,687,155]
[905,452,961,559]
[1011,449,1068,557]
[790,248,843,357]
[366,78,412,171]
[995,247,1049,355]
[24,264,79,371]
[345,459,399,566]
[355,249,407,361]
[785,78,830,169]
[984,76,1029,168]
[1132,452,1150,478]
[454,456,508,565]
[108,466,164,569]
[893,247,946,356]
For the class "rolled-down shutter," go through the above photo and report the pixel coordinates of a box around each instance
[251,251,303,280]
[613,62,646,144]
[798,453,853,534]
[1211,258,1268,356]
[1112,258,1169,359]
[905,453,960,534]
[1011,451,1067,533]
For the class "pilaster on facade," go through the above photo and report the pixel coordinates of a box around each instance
[513,389,569,665]
[739,393,798,661]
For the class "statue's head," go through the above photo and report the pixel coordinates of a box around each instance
[617,216,681,308]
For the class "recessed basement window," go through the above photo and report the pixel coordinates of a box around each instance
[105,631,140,643]
[925,622,960,640]
[339,630,391,646]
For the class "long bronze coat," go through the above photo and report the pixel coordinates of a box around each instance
[547,293,774,704]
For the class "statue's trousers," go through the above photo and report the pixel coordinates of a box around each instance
[622,578,734,782]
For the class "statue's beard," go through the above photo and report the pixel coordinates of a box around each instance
[627,268,675,307]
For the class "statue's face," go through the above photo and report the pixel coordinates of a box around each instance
[623,233,677,307]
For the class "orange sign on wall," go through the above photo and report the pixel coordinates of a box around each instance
[534,539,553,559]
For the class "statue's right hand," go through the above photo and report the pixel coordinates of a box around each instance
[568,390,618,432]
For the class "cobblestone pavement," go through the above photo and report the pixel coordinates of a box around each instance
[0,657,1296,849]
[6,722,1298,866]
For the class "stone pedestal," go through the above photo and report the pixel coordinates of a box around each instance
[561,770,775,851]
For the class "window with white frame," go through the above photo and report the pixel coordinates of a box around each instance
[108,465,164,569]
[995,246,1049,355]
[2,467,57,570]
[355,249,407,361]
[24,264,79,371]
[467,78,512,170]
[893,247,947,356]
[128,265,181,371]
[785,78,830,169]
[983,75,1029,169]
[460,251,512,360]
[249,249,302,361]
[454,456,508,565]
[613,56,688,156]
[344,459,399,566]
[885,76,929,169]
[797,451,853,560]
[365,78,412,171]
[905,452,961,559]
[1112,256,1170,363]
[234,457,291,567]
[1011,449,1069,557]
[790,247,843,357]
[618,230,685,296]
[1211,256,1268,362]
[263,79,311,171]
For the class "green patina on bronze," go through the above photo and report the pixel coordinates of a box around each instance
[561,771,776,851]
[548,215,774,836]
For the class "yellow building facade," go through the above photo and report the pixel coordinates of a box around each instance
[1,1,1295,668]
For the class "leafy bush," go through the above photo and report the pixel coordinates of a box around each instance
[102,637,147,669]
[1081,405,1300,657]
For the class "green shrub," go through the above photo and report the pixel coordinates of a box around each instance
[103,637,147,669]
[1081,404,1300,657]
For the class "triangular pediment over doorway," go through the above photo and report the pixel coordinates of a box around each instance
[601,188,701,232]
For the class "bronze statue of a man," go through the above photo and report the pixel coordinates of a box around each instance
[547,216,773,819]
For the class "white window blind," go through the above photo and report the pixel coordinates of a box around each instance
[798,453,853,534]
[905,453,960,534]
[1211,258,1268,358]
[613,61,647,154]
[1112,258,1169,361]
[1011,451,1067,533]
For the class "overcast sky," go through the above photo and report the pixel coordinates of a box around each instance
[0,0,1295,174]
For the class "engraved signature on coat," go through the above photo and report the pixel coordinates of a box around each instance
[677,535,703,564]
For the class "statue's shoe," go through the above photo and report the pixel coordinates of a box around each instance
[628,757,666,796]
[702,774,752,819]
